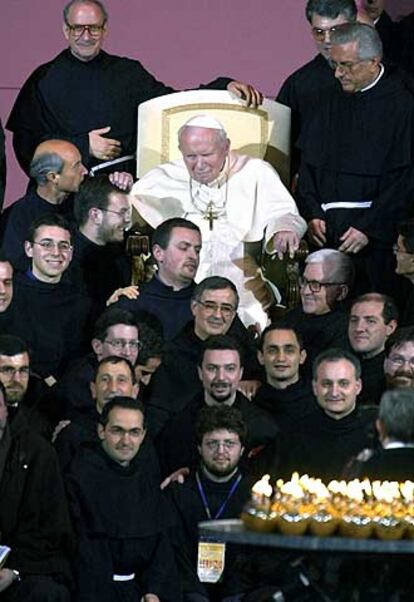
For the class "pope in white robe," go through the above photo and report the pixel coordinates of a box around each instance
[131,115,306,328]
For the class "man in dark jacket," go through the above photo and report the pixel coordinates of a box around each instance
[0,382,73,601]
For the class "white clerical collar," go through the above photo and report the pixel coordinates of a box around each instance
[360,63,384,93]
[383,440,414,450]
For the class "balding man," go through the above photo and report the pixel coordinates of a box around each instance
[1,139,87,271]
[297,22,414,297]
[132,115,306,328]
[7,0,260,175]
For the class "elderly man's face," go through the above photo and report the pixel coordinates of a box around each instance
[300,262,342,316]
[331,41,380,93]
[56,144,87,193]
[313,359,362,419]
[362,0,386,22]
[0,262,13,313]
[0,352,30,405]
[179,127,230,185]
[153,227,201,288]
[310,13,351,60]
[63,1,107,62]
[25,225,73,283]
[191,288,237,340]
[96,192,131,244]
[384,342,414,389]
[349,301,396,358]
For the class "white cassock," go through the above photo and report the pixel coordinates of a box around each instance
[131,151,306,329]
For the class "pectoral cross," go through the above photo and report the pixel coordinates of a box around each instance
[205,202,218,231]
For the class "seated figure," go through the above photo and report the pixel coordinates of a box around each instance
[132,114,306,328]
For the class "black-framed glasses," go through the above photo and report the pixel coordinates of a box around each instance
[311,25,340,41]
[196,300,236,318]
[67,24,105,37]
[299,277,344,293]
[104,339,142,351]
[32,240,72,252]
[100,208,132,221]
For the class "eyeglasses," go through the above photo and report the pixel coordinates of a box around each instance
[107,426,144,439]
[387,355,414,369]
[204,439,240,451]
[32,240,73,252]
[330,59,366,73]
[0,366,30,377]
[100,208,132,221]
[104,339,142,351]
[196,300,236,318]
[311,25,340,41]
[299,277,343,293]
[67,24,105,37]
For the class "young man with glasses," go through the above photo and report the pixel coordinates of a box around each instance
[12,214,90,381]
[168,405,254,601]
[69,174,132,316]
[52,307,141,421]
[281,249,352,375]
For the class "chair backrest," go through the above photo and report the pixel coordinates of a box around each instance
[136,90,292,186]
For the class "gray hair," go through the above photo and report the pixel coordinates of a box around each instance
[330,22,383,60]
[29,152,65,186]
[305,249,355,287]
[305,0,357,24]
[63,0,108,25]
[191,276,239,310]
[379,389,414,443]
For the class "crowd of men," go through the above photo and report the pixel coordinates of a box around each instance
[1,0,414,601]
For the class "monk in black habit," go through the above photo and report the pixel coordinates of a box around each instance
[296,22,414,298]
[0,383,73,601]
[276,0,357,176]
[65,397,180,602]
[6,0,260,175]
[273,349,377,481]
[157,335,277,477]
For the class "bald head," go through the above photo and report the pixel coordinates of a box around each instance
[30,140,87,197]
